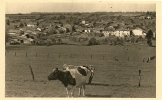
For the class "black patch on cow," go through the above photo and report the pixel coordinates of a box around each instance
[77,67,87,76]
[83,65,91,70]
[58,70,76,87]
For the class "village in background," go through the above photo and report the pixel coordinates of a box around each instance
[5,12,156,46]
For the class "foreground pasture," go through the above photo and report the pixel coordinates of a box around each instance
[5,44,156,97]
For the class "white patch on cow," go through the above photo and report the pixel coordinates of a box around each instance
[68,68,87,88]
[52,69,55,72]
[62,64,94,82]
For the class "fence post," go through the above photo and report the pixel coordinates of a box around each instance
[138,70,141,87]
[15,52,16,56]
[147,57,150,63]
[29,65,35,81]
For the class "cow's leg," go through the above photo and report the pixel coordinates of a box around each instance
[82,84,86,96]
[71,88,74,97]
[78,87,81,96]
[66,88,70,97]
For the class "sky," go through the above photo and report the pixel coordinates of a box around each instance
[6,1,156,14]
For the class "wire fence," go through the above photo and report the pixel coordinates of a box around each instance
[5,51,154,63]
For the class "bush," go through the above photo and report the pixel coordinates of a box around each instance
[98,38,109,45]
[93,32,104,37]
[88,37,99,46]
[69,36,88,43]
[116,37,124,45]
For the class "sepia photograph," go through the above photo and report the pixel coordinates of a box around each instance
[4,0,160,98]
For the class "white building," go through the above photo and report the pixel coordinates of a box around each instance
[113,30,130,37]
[82,20,86,24]
[147,16,152,19]
[132,28,143,36]
[27,24,35,27]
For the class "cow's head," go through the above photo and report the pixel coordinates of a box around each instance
[86,65,95,84]
[48,68,60,81]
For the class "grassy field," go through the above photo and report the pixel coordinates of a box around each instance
[5,44,156,98]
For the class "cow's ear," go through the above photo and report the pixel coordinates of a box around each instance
[56,68,58,70]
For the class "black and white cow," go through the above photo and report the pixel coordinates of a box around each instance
[47,65,95,97]
[62,64,95,84]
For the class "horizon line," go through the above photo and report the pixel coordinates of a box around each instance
[6,11,156,14]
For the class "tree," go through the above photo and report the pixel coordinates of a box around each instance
[24,22,27,26]
[19,22,24,28]
[146,29,153,46]
[36,21,40,26]
[88,37,99,46]
[6,20,10,25]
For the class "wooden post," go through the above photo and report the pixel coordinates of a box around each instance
[138,70,141,87]
[29,65,35,81]
[147,57,150,63]
[15,52,16,56]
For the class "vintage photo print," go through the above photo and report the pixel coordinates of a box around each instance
[2,0,162,99]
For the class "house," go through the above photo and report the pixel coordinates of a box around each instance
[37,28,42,31]
[82,20,86,24]
[146,16,152,19]
[132,29,142,35]
[83,28,91,33]
[123,30,130,36]
[27,24,35,27]
[113,31,123,37]
[132,28,146,37]
[102,26,115,37]
[7,32,18,36]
